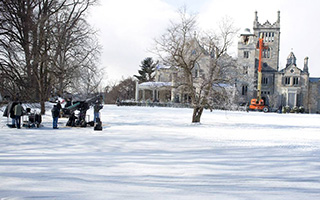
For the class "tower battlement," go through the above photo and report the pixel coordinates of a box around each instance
[254,11,280,29]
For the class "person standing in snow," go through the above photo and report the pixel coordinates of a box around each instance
[9,102,18,127]
[93,101,103,123]
[56,100,62,117]
[51,105,60,129]
[14,102,23,129]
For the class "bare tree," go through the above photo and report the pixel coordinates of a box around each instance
[51,2,101,96]
[105,77,136,104]
[153,8,238,123]
[0,0,100,114]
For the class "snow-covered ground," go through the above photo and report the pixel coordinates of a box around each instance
[1,105,320,200]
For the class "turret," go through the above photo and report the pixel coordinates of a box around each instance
[239,28,254,45]
[286,52,297,67]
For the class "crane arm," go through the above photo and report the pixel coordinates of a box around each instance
[257,34,264,101]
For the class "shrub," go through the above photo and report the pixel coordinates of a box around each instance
[292,106,299,113]
[299,106,305,113]
[283,105,291,113]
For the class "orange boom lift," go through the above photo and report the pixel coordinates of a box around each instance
[249,34,269,112]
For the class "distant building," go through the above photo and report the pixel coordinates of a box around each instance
[135,11,320,113]
[135,36,235,106]
[237,11,320,113]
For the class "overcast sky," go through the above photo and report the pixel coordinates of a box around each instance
[88,0,320,83]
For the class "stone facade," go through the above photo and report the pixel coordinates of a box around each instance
[309,78,320,113]
[237,11,320,113]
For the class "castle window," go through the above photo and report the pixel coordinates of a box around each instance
[285,77,291,85]
[192,62,200,78]
[242,85,248,95]
[244,51,249,58]
[263,48,271,58]
[271,32,274,42]
[269,32,272,42]
[243,36,249,44]
[262,77,269,85]
[243,66,248,74]
[293,77,299,85]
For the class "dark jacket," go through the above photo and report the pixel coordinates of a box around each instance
[56,102,62,111]
[9,102,18,118]
[94,104,103,113]
[51,106,60,118]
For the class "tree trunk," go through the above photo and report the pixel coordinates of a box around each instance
[40,100,46,115]
[192,106,204,123]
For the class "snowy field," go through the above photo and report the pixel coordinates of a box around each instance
[1,104,320,200]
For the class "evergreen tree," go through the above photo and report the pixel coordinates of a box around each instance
[134,57,158,83]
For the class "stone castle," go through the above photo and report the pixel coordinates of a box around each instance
[237,11,320,113]
[135,11,320,113]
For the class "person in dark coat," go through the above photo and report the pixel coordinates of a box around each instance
[51,105,60,129]
[10,102,18,127]
[93,101,103,123]
[56,101,62,117]
[57,101,62,111]
[14,102,23,129]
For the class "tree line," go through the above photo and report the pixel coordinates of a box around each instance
[0,0,102,114]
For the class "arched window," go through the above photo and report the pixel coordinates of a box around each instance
[192,62,200,78]
[263,48,271,58]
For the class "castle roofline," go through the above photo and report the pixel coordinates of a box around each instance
[310,78,320,83]
[287,51,296,59]
[254,11,280,29]
[240,28,254,36]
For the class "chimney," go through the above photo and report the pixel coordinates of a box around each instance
[254,11,258,27]
[304,57,309,73]
[255,11,258,22]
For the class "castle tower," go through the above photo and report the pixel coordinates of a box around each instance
[237,28,256,102]
[253,11,281,72]
[237,11,281,105]
[254,11,281,105]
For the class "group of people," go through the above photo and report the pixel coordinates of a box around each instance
[51,100,102,129]
[4,99,103,129]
